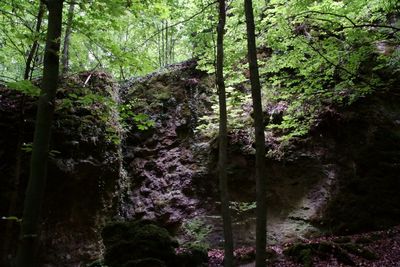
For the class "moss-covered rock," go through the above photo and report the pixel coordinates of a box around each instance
[102,220,178,267]
[284,242,355,267]
[123,258,167,267]
[176,246,208,267]
[284,239,379,267]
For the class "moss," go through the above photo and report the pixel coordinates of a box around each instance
[333,237,351,244]
[176,246,208,267]
[266,248,278,261]
[102,220,178,267]
[354,236,372,244]
[342,244,378,260]
[332,247,355,266]
[284,244,313,267]
[87,259,105,267]
[284,241,356,266]
[122,258,167,267]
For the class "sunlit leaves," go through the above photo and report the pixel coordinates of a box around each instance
[7,80,40,96]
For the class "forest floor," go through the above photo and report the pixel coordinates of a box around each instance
[207,225,400,266]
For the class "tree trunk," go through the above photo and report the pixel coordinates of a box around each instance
[169,28,174,64]
[2,3,45,264]
[30,44,42,80]
[16,0,64,266]
[161,20,165,67]
[24,2,45,80]
[216,0,234,266]
[165,20,169,65]
[1,100,26,266]
[61,1,75,75]
[244,0,267,266]
[156,23,162,67]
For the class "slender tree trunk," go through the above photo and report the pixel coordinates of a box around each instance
[216,0,234,266]
[156,23,162,68]
[61,1,75,75]
[169,28,173,64]
[171,38,175,63]
[2,3,45,264]
[16,0,64,266]
[24,2,45,80]
[165,20,169,65]
[1,99,26,266]
[161,20,165,67]
[119,65,125,80]
[30,45,42,80]
[244,0,267,266]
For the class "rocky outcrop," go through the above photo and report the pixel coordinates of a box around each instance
[0,72,123,267]
[118,61,214,229]
[1,60,400,266]
[117,60,400,246]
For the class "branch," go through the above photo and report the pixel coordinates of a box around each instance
[0,9,34,32]
[292,10,400,32]
[293,10,357,26]
[0,74,18,82]
[342,24,400,32]
[141,1,218,46]
[300,38,375,88]
[2,30,27,58]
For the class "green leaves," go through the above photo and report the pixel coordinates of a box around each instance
[119,101,155,131]
[1,216,22,223]
[133,113,155,130]
[7,80,41,96]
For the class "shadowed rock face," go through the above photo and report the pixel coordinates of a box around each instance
[119,61,400,246]
[1,61,400,265]
[118,61,214,229]
[0,73,122,267]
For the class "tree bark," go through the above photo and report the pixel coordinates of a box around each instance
[165,20,169,65]
[244,0,267,266]
[24,2,45,80]
[156,23,162,67]
[161,20,165,67]
[16,0,64,266]
[216,0,234,266]
[61,1,75,75]
[2,3,45,265]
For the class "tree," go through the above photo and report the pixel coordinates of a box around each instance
[24,2,45,81]
[216,0,234,266]
[244,0,267,266]
[16,0,64,266]
[61,1,75,75]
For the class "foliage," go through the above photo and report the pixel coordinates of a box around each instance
[1,0,399,142]
[55,83,155,145]
[101,220,177,267]
[192,0,400,141]
[119,101,155,131]
[180,218,213,250]
[230,201,257,213]
[7,80,40,96]
[1,216,22,223]
[55,88,123,144]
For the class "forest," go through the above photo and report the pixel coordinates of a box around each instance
[0,0,399,266]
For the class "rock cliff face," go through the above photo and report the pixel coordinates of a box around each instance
[0,73,123,266]
[0,60,399,266]
[118,61,215,229]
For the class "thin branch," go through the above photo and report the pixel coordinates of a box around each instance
[292,10,400,32]
[141,1,218,46]
[0,74,18,82]
[342,24,400,31]
[0,9,35,33]
[300,38,375,88]
[2,31,27,58]
[291,10,356,26]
